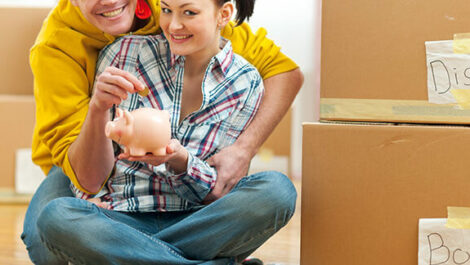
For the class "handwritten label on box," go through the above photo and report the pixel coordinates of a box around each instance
[419,218,470,265]
[425,40,470,104]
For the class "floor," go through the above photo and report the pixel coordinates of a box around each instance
[0,180,300,265]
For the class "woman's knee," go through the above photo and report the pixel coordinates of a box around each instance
[254,171,296,210]
[237,171,297,226]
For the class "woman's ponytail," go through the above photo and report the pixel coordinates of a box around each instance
[218,0,256,26]
[234,0,255,26]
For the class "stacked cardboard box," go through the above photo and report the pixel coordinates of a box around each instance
[302,0,470,263]
[0,7,51,190]
[320,0,470,124]
[302,122,470,264]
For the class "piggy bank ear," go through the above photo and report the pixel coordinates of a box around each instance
[123,110,134,125]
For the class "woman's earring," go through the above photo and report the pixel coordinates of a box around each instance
[135,0,152,19]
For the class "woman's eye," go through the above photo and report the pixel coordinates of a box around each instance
[184,10,197,16]
[161,8,171,14]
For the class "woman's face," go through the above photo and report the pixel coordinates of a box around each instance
[71,0,138,35]
[159,0,224,59]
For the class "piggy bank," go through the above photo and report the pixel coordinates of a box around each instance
[105,107,171,156]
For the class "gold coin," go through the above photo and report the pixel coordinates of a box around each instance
[138,87,149,97]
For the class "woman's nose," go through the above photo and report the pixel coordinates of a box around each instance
[169,16,184,31]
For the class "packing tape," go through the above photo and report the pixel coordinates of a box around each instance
[320,98,470,124]
[450,89,470,110]
[453,33,470,54]
[446,206,470,229]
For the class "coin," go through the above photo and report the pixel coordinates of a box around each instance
[138,87,149,97]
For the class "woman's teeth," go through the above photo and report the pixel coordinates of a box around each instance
[102,7,124,17]
[173,35,192,40]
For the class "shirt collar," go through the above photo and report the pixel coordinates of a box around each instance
[211,38,233,77]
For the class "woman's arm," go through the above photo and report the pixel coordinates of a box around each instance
[121,139,215,204]
[68,67,144,193]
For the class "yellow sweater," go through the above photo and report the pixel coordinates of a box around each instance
[31,0,298,190]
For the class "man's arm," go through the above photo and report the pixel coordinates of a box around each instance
[205,68,304,202]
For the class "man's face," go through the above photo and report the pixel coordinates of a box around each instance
[71,0,138,35]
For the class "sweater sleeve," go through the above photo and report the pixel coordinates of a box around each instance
[31,44,92,192]
[221,21,299,80]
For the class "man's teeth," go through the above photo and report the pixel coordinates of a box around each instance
[173,35,192,40]
[102,7,123,17]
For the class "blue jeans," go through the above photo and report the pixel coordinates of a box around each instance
[24,168,297,265]
[21,166,73,264]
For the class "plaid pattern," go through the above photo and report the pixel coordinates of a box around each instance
[72,34,264,212]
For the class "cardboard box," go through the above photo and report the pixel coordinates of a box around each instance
[0,95,36,189]
[320,0,470,124]
[0,7,51,95]
[301,122,470,264]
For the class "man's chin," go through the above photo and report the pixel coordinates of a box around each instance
[104,25,132,36]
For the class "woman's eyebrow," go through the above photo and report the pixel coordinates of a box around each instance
[161,1,194,8]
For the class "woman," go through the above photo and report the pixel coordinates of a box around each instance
[22,0,302,263]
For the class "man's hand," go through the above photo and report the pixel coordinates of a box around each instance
[203,144,252,203]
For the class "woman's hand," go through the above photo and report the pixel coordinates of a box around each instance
[118,139,189,174]
[90,66,145,112]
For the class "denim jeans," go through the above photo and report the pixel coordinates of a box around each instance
[21,166,73,265]
[23,168,297,265]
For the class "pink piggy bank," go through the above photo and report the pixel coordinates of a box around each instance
[105,108,171,156]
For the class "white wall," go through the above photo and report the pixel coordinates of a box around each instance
[248,0,321,178]
[0,0,56,7]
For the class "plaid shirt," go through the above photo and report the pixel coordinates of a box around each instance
[72,34,264,212]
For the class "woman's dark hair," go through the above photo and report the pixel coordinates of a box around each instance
[217,0,256,26]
